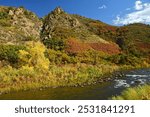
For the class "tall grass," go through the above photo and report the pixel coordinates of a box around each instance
[0,64,119,93]
[112,85,150,100]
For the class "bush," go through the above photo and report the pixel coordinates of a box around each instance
[43,38,65,51]
[76,50,106,65]
[45,49,77,64]
[0,12,8,19]
[0,44,26,65]
[107,54,141,66]
[19,41,50,70]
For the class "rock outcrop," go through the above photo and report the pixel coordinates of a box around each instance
[41,7,120,54]
[41,7,81,40]
[0,6,42,44]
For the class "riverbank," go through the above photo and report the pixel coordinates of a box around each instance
[0,62,150,95]
[112,84,150,100]
[1,68,150,100]
[0,64,119,95]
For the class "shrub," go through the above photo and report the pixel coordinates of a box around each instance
[0,44,26,65]
[76,50,106,65]
[19,41,50,70]
[107,53,141,66]
[18,50,31,66]
[0,12,8,19]
[45,49,76,64]
[43,38,65,51]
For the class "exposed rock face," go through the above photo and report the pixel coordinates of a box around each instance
[0,6,42,44]
[41,7,81,40]
[41,7,112,43]
[52,7,64,15]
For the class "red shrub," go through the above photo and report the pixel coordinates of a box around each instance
[89,42,121,54]
[66,38,121,55]
[66,38,91,54]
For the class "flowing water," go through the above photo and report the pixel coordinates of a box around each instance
[0,69,150,100]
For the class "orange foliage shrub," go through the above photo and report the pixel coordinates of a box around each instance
[66,38,91,54]
[136,42,150,50]
[90,42,121,55]
[66,38,121,55]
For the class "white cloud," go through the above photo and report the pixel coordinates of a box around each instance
[113,0,150,25]
[135,0,143,10]
[98,5,107,9]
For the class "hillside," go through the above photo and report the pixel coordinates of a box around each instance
[41,7,120,54]
[0,6,149,95]
[0,6,42,44]
[41,7,150,56]
[122,23,150,55]
[0,6,149,56]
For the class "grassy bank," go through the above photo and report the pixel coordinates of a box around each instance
[112,85,150,100]
[0,41,149,94]
[0,64,119,94]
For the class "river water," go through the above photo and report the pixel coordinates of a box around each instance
[0,69,150,100]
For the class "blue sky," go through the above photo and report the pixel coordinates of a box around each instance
[0,0,150,25]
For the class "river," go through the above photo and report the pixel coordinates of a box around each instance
[0,69,150,100]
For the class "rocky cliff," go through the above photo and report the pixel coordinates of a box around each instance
[0,6,42,44]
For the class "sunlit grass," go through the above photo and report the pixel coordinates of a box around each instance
[0,64,119,93]
[112,85,150,100]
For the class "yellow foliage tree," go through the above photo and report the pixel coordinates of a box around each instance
[19,50,30,65]
[19,41,50,70]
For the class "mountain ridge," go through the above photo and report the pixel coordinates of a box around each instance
[0,6,149,56]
